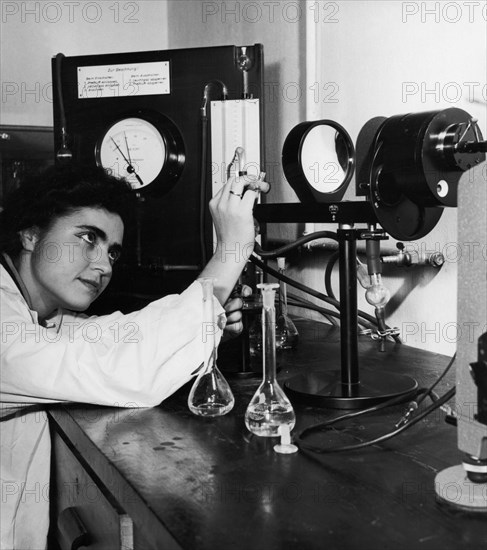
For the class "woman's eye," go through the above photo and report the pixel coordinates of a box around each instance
[109,249,121,263]
[80,232,96,246]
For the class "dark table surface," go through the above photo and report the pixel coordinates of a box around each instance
[48,320,487,550]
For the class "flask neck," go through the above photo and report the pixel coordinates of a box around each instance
[262,304,277,383]
[199,278,217,368]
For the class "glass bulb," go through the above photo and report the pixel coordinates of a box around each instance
[365,273,390,309]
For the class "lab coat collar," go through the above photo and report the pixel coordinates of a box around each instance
[0,252,33,309]
[0,253,63,331]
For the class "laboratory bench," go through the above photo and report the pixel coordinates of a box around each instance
[47,320,487,550]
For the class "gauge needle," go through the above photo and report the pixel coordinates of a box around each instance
[110,136,144,186]
[124,132,133,165]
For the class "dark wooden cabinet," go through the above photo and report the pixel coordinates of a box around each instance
[51,433,134,550]
[0,125,54,205]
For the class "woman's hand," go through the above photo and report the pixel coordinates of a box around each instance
[200,173,268,306]
[209,175,260,264]
[222,284,253,340]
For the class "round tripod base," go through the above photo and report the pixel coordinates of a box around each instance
[284,370,418,409]
[435,465,487,513]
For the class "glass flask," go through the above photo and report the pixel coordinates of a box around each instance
[245,283,296,437]
[188,278,235,417]
[275,257,299,350]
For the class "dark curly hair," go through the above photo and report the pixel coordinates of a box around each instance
[0,163,135,259]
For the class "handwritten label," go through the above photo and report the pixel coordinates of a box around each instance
[77,61,170,99]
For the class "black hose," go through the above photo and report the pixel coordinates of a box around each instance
[324,251,339,301]
[55,53,67,131]
[287,296,340,326]
[252,233,401,342]
[199,80,228,268]
[55,53,72,161]
[253,230,339,259]
[288,296,376,331]
[250,255,390,333]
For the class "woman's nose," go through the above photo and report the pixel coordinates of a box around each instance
[91,247,113,276]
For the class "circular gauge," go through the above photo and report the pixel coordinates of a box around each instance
[96,117,165,189]
[95,113,185,194]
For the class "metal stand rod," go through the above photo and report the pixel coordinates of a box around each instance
[338,227,359,394]
[284,226,418,409]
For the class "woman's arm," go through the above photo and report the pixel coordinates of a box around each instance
[199,176,260,305]
[0,280,218,408]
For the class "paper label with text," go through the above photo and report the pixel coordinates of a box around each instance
[77,61,170,99]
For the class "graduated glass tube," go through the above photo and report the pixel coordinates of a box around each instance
[188,278,235,417]
[248,269,263,359]
[245,283,296,436]
[275,257,299,350]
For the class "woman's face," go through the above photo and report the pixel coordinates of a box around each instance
[28,207,124,315]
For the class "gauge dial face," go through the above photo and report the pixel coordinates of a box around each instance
[97,117,166,189]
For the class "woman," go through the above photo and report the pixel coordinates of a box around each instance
[0,163,261,549]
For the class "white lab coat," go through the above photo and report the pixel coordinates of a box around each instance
[0,263,224,550]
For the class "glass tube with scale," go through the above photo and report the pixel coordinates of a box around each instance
[245,283,296,436]
[188,278,235,417]
[248,268,263,359]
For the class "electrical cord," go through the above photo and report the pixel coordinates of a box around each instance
[296,386,455,454]
[295,352,457,454]
[394,352,456,428]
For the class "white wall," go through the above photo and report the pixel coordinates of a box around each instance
[313,0,486,139]
[0,0,170,126]
[302,0,486,355]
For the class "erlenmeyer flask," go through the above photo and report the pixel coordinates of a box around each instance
[275,257,299,350]
[244,283,296,436]
[188,278,235,417]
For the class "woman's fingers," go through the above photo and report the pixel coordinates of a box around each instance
[222,174,269,202]
[241,284,253,298]
[224,296,243,315]
[224,320,243,336]
[224,296,244,337]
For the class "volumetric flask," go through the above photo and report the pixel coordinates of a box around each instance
[188,278,235,417]
[244,283,296,436]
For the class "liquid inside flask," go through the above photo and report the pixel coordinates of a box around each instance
[245,283,296,436]
[188,278,235,417]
